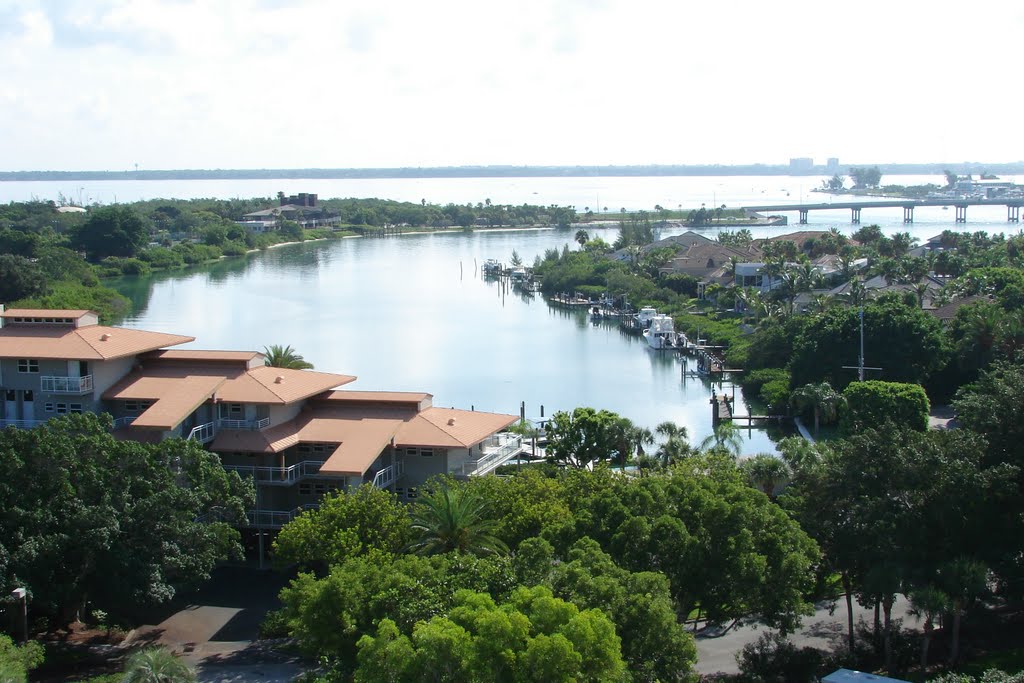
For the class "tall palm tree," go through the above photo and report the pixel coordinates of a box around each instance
[407,484,508,557]
[263,344,314,370]
[122,647,196,683]
[789,382,843,436]
[574,229,589,250]
[699,422,743,456]
[655,421,690,466]
[742,453,790,497]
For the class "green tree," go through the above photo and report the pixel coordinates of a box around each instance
[122,647,196,683]
[72,205,149,261]
[789,381,843,436]
[654,421,690,466]
[574,229,589,250]
[0,414,252,625]
[839,380,929,434]
[0,254,48,303]
[262,344,314,369]
[545,407,624,469]
[274,484,411,569]
[742,453,790,497]
[699,421,743,456]
[0,635,43,683]
[407,483,509,557]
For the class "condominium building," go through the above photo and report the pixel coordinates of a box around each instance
[0,309,522,529]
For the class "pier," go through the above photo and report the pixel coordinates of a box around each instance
[743,198,1024,224]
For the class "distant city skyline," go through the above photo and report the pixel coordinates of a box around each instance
[2,0,1022,172]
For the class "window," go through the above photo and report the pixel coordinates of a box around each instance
[44,403,54,413]
[405,447,433,457]
[4,390,15,401]
[298,443,336,455]
[124,400,152,412]
[56,403,67,414]
[406,487,418,500]
[69,404,83,414]
[298,480,340,496]
[17,359,39,373]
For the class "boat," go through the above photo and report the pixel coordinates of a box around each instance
[635,307,658,329]
[509,267,528,285]
[482,259,502,277]
[643,314,677,350]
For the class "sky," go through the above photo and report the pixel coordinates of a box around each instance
[1,0,1021,171]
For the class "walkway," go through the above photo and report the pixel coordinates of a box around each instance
[695,596,916,675]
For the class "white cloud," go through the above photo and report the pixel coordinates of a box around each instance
[1,0,1021,170]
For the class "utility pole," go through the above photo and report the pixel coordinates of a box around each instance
[842,305,882,380]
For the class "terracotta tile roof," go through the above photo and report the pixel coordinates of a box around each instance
[319,390,432,405]
[0,324,194,360]
[105,374,225,430]
[397,407,518,449]
[215,366,355,404]
[147,350,264,363]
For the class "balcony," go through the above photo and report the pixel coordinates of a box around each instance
[371,461,405,489]
[224,460,327,486]
[246,504,319,529]
[111,416,136,430]
[186,421,216,444]
[456,433,524,477]
[41,375,93,395]
[217,417,271,431]
[0,419,45,430]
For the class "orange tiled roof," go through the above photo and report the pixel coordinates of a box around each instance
[397,407,518,449]
[215,366,355,404]
[0,324,194,360]
[147,349,264,363]
[128,376,225,430]
[0,309,93,318]
[319,390,432,404]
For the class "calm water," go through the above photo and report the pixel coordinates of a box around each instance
[64,174,1023,453]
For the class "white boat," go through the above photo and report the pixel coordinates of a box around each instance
[482,259,502,276]
[643,314,677,350]
[635,307,658,328]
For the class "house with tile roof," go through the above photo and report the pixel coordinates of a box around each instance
[0,308,519,530]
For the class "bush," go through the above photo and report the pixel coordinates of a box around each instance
[735,632,825,683]
[760,379,791,412]
[259,609,291,639]
[839,381,930,434]
[741,368,791,395]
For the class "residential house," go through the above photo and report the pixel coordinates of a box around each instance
[0,309,520,531]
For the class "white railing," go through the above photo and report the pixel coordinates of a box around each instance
[371,461,405,489]
[41,375,93,394]
[245,504,319,529]
[217,417,271,431]
[224,460,327,486]
[0,419,45,430]
[187,421,216,444]
[111,416,137,430]
[460,434,524,476]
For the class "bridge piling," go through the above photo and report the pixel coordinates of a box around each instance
[798,208,808,225]
[1009,205,1020,222]
[903,206,914,223]
[955,205,968,223]
[851,207,861,224]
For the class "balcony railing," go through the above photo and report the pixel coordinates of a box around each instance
[371,461,405,489]
[245,504,319,529]
[457,434,524,477]
[186,421,216,444]
[41,375,93,395]
[217,417,271,431]
[0,419,45,430]
[224,460,327,486]
[111,416,136,430]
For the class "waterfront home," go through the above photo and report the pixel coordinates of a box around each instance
[0,308,520,530]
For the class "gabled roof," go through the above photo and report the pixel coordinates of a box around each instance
[0,324,194,360]
[397,407,518,449]
[217,366,355,404]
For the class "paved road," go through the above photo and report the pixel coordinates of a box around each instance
[695,596,917,675]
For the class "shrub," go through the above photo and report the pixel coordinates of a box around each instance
[839,381,930,434]
[741,368,791,395]
[760,379,791,412]
[735,632,825,683]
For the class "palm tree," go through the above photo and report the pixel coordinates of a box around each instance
[908,585,950,669]
[789,382,843,436]
[122,647,196,683]
[407,484,508,557]
[575,229,589,250]
[742,453,790,497]
[263,344,314,370]
[655,421,690,466]
[699,421,743,456]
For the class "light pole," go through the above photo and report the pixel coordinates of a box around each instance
[11,587,27,643]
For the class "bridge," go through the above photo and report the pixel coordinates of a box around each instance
[742,198,1024,225]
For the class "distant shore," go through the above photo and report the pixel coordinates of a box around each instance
[3,161,1023,182]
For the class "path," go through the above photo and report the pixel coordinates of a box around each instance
[126,566,307,682]
[695,596,917,675]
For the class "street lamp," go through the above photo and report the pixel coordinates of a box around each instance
[11,587,27,643]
